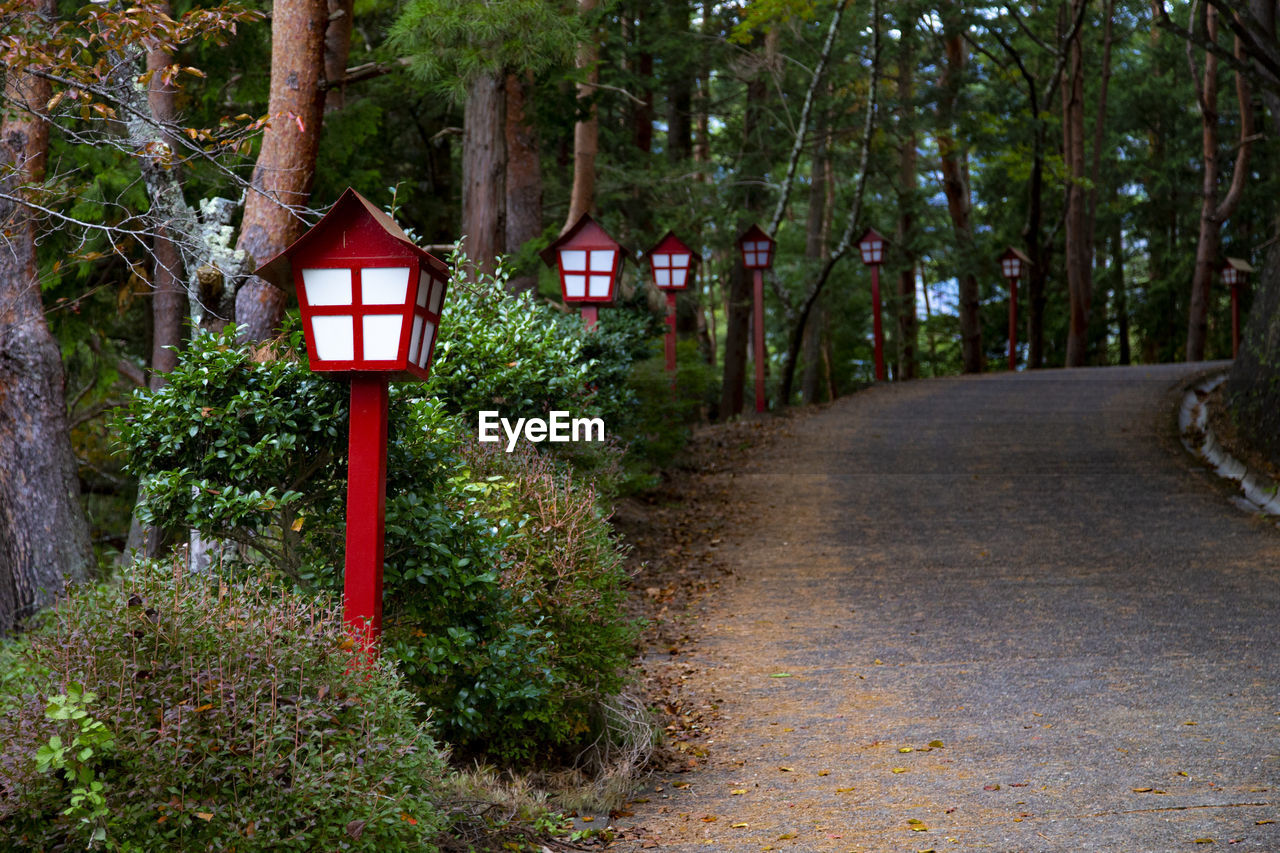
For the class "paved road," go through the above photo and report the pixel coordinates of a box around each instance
[614,364,1279,852]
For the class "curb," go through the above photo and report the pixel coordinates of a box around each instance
[1179,371,1280,518]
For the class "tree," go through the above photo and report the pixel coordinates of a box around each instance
[0,0,94,633]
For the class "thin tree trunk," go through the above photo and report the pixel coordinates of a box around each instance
[896,18,918,381]
[801,101,832,404]
[323,0,355,113]
[719,262,751,417]
[461,70,506,275]
[505,72,542,293]
[1062,0,1091,366]
[1113,218,1130,365]
[235,0,329,341]
[1187,6,1254,361]
[666,0,693,161]
[565,0,600,229]
[146,8,186,386]
[938,7,981,373]
[0,15,94,633]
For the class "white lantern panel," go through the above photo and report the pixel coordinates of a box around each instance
[311,315,354,361]
[672,253,690,268]
[745,252,759,267]
[409,315,424,364]
[590,250,616,272]
[415,271,431,307]
[589,275,612,297]
[362,267,410,304]
[303,268,352,306]
[653,253,671,269]
[429,279,444,314]
[656,269,672,287]
[564,274,587,298]
[362,314,403,361]
[417,321,437,368]
[560,249,588,272]
[672,268,688,287]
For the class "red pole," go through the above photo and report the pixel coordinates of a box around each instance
[1008,275,1019,371]
[753,268,766,412]
[345,376,389,658]
[665,292,677,373]
[1231,284,1240,359]
[581,304,599,331]
[870,263,886,381]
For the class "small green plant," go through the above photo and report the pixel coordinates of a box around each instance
[33,684,114,845]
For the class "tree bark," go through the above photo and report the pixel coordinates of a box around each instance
[565,0,601,229]
[1187,6,1254,361]
[895,16,918,381]
[146,11,186,387]
[461,71,506,275]
[0,18,94,633]
[323,0,356,113]
[938,7,981,373]
[505,72,542,293]
[1062,0,1091,367]
[234,0,329,341]
[801,100,832,404]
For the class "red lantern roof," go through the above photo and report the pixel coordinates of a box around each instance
[540,213,625,303]
[255,187,449,381]
[736,224,775,270]
[644,231,701,291]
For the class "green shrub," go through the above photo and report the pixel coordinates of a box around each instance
[114,326,637,763]
[0,560,447,852]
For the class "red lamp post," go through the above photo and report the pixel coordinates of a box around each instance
[856,227,887,381]
[1221,257,1253,359]
[540,213,624,331]
[645,232,699,379]
[256,188,449,657]
[999,246,1030,371]
[736,224,775,413]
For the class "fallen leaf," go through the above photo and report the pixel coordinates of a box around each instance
[1194,839,1214,844]
[1257,820,1275,826]
[700,815,717,822]
[779,766,794,772]
[817,770,830,776]
[195,812,213,821]
[776,833,797,840]
[731,789,747,795]
[770,673,792,678]
[732,822,750,828]
[899,747,914,753]
[983,784,1000,791]
[836,787,855,793]
[1132,787,1154,793]
[928,740,945,748]
[892,768,908,774]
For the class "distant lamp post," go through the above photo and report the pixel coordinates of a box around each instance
[540,213,624,331]
[856,227,887,381]
[645,232,700,381]
[1000,246,1031,371]
[1221,257,1253,359]
[256,187,449,657]
[736,224,776,413]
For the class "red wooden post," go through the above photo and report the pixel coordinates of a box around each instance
[665,291,677,381]
[345,376,389,657]
[870,263,886,382]
[1231,284,1240,359]
[1008,275,1019,371]
[582,304,599,331]
[753,268,766,412]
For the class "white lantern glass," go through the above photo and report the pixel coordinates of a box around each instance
[311,315,354,361]
[417,320,436,368]
[415,271,431,307]
[672,267,688,287]
[362,267,410,304]
[429,279,445,313]
[362,314,403,360]
[564,275,587,298]
[1222,267,1239,286]
[589,275,612,297]
[303,267,352,305]
[561,250,588,271]
[409,314,424,364]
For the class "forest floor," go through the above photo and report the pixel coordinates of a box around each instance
[599,364,1279,852]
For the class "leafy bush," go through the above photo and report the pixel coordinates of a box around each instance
[0,560,447,852]
[114,324,638,763]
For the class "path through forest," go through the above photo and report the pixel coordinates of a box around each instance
[610,363,1280,852]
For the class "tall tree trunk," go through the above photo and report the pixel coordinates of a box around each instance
[692,0,712,170]
[461,71,506,275]
[631,1,654,153]
[666,0,693,162]
[234,0,328,341]
[0,19,94,633]
[505,72,542,293]
[719,261,751,417]
[1186,6,1254,361]
[1112,218,1130,365]
[895,19,918,381]
[146,8,186,386]
[565,0,601,229]
[1062,0,1091,366]
[801,101,832,404]
[938,8,981,373]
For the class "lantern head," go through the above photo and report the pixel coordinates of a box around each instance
[1222,256,1253,287]
[540,213,625,303]
[999,246,1031,281]
[736,224,775,270]
[254,187,449,381]
[857,227,886,266]
[645,231,700,291]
